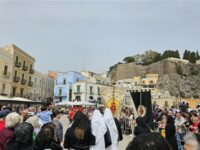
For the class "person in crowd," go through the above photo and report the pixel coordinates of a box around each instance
[0,109,11,131]
[126,132,171,150]
[0,112,20,150]
[165,115,178,150]
[52,110,63,144]
[26,115,40,140]
[134,117,150,136]
[175,112,186,135]
[19,109,28,123]
[190,113,200,134]
[90,109,107,150]
[34,122,62,150]
[183,132,200,150]
[103,108,119,150]
[68,107,76,123]
[5,122,34,150]
[64,111,92,150]
[158,114,167,137]
[37,105,52,126]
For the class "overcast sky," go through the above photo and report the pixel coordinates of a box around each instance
[0,0,200,73]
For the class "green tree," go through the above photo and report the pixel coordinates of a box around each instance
[183,50,190,60]
[123,56,135,63]
[189,52,196,63]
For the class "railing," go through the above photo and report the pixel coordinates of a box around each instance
[29,68,34,74]
[0,89,7,95]
[2,72,11,78]
[21,79,27,84]
[22,65,28,71]
[28,81,34,86]
[15,61,21,68]
[74,91,82,94]
[13,76,20,82]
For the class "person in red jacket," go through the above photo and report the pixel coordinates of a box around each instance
[0,109,11,131]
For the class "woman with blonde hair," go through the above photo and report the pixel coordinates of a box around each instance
[26,115,40,140]
[0,112,20,150]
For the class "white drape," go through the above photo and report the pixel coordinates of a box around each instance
[104,108,119,150]
[90,109,107,150]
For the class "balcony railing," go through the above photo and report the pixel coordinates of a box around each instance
[22,65,28,71]
[74,91,82,94]
[21,79,27,84]
[29,68,34,74]
[2,72,11,78]
[15,61,21,68]
[28,81,34,86]
[13,76,20,82]
[0,89,6,95]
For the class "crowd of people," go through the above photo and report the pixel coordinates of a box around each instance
[0,102,200,150]
[0,104,123,150]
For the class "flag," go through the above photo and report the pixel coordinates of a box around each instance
[130,90,153,128]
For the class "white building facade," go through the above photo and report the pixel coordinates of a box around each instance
[72,71,111,103]
[29,71,54,101]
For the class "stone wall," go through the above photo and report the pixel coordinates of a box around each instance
[109,59,198,80]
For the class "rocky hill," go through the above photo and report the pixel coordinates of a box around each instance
[108,58,200,98]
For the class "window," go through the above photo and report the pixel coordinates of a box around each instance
[76,85,81,93]
[12,87,16,96]
[2,84,6,91]
[20,88,24,97]
[22,73,25,80]
[35,78,37,84]
[30,64,32,69]
[3,65,8,75]
[98,87,100,95]
[75,96,81,101]
[16,56,18,62]
[29,76,32,82]
[63,79,66,85]
[59,89,62,96]
[14,70,17,77]
[90,86,93,94]
[23,61,26,66]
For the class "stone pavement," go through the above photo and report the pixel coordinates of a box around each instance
[60,115,132,150]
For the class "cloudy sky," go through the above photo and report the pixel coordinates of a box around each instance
[0,0,200,73]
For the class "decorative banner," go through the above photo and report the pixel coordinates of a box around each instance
[101,87,125,118]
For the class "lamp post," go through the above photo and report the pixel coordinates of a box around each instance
[110,78,117,113]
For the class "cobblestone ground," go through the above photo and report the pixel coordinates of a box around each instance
[60,115,132,150]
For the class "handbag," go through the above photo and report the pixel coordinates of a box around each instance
[104,126,112,148]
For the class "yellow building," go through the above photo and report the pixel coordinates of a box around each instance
[0,47,12,96]
[133,74,158,90]
[3,44,35,98]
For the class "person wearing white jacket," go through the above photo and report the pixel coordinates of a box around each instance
[90,109,107,150]
[104,108,119,150]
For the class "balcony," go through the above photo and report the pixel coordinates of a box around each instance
[29,68,34,74]
[13,76,20,82]
[0,89,7,95]
[15,61,21,68]
[22,65,28,71]
[74,91,82,94]
[21,79,27,84]
[28,81,34,86]
[2,72,11,79]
